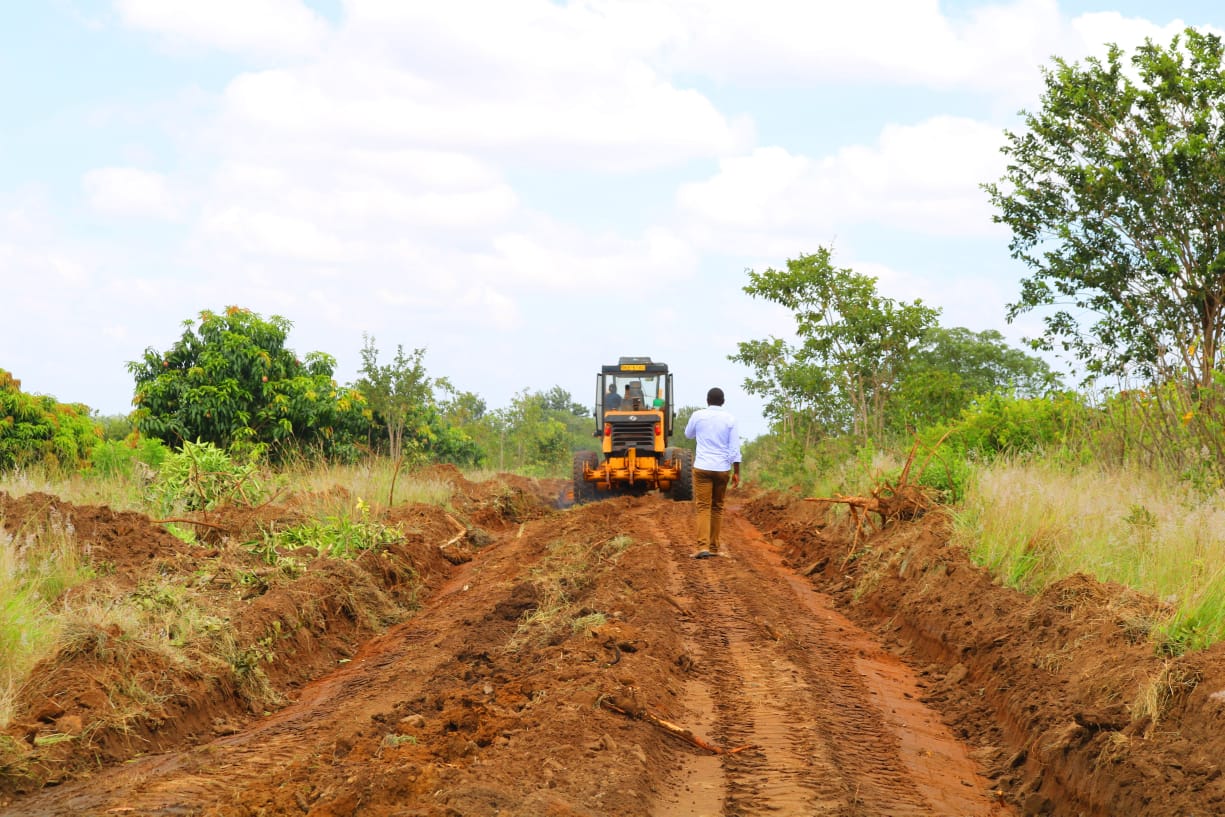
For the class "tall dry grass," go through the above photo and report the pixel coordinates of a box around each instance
[282,460,456,513]
[954,460,1225,652]
[0,465,152,512]
[0,509,94,725]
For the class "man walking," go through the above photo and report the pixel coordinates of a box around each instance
[684,387,741,559]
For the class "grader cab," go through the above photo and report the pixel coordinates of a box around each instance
[572,357,693,503]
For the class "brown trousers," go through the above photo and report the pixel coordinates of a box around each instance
[692,468,731,550]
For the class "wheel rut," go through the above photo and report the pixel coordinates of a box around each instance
[649,498,1011,816]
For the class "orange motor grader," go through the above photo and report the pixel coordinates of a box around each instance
[572,357,693,503]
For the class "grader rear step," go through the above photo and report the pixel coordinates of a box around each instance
[572,357,693,504]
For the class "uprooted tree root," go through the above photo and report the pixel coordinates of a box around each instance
[805,437,945,546]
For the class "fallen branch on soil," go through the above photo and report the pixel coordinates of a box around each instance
[440,513,468,549]
[151,517,228,531]
[598,695,754,755]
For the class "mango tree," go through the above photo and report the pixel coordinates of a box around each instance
[0,369,100,471]
[128,306,371,459]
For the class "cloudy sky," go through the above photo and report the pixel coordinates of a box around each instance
[2,1,1221,439]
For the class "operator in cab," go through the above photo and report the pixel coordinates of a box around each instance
[605,383,622,410]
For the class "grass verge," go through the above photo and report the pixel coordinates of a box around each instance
[953,459,1225,653]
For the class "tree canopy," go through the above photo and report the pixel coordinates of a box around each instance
[888,327,1061,432]
[986,27,1225,387]
[0,369,100,471]
[355,336,480,466]
[128,306,370,458]
[736,248,940,441]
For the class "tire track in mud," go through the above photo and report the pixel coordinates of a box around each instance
[646,497,1011,817]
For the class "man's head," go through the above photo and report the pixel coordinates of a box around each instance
[706,387,725,406]
[607,384,617,393]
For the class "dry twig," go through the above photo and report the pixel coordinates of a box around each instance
[599,696,754,755]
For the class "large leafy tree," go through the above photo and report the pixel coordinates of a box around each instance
[0,369,100,471]
[888,327,1061,432]
[129,307,370,457]
[986,28,1225,387]
[737,248,939,440]
[730,337,842,447]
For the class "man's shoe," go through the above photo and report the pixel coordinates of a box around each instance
[692,549,715,559]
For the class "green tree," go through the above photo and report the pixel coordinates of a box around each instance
[731,337,843,447]
[354,338,482,467]
[94,413,134,441]
[671,406,700,455]
[889,327,1061,432]
[541,385,588,417]
[356,337,434,463]
[986,28,1225,388]
[738,248,940,441]
[442,390,488,426]
[128,306,370,458]
[0,370,100,471]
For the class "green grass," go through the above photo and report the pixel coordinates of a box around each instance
[513,533,632,648]
[0,453,480,737]
[255,497,403,559]
[953,460,1225,653]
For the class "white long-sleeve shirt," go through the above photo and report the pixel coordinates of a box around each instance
[684,405,741,472]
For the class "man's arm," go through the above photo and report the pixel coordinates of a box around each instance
[729,419,741,487]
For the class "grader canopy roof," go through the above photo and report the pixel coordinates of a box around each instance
[600,357,669,375]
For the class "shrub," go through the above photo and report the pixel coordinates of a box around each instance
[88,436,170,479]
[150,440,269,514]
[253,498,401,559]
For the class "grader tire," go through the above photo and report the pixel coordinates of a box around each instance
[573,450,600,505]
[665,447,694,501]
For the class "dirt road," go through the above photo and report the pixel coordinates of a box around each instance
[3,492,1011,816]
[6,475,1225,817]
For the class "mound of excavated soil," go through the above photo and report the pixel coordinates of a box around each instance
[743,491,1225,817]
[0,474,523,799]
[3,482,1224,816]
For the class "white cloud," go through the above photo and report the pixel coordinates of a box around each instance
[116,0,330,56]
[594,0,1064,102]
[216,59,748,172]
[25,0,1208,424]
[82,167,178,219]
[1070,13,1213,60]
[676,116,1009,254]
[201,206,351,262]
[492,223,698,290]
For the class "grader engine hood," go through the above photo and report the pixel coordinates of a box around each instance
[603,411,662,454]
